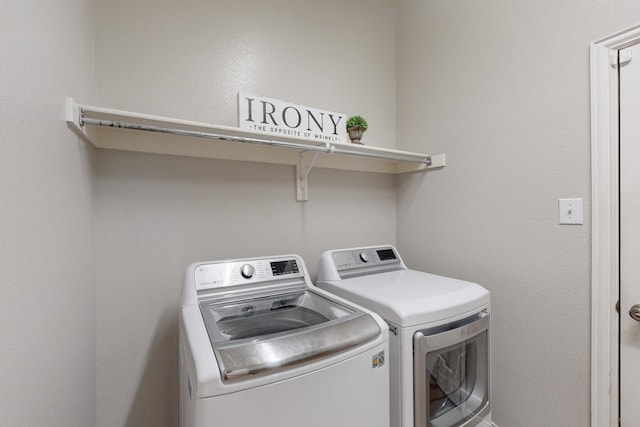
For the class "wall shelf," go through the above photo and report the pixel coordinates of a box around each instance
[66,97,445,201]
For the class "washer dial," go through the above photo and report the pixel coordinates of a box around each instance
[240,264,256,279]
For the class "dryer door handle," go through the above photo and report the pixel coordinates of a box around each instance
[414,310,489,352]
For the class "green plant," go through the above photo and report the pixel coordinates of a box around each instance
[346,115,368,130]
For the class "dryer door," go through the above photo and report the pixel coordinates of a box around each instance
[414,310,490,427]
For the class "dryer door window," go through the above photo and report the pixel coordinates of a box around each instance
[414,311,490,427]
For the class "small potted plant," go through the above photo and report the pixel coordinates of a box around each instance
[346,115,368,144]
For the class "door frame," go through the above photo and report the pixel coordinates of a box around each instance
[591,23,640,427]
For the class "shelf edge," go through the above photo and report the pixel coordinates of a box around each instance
[66,97,96,147]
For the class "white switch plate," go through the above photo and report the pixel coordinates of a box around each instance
[558,198,583,225]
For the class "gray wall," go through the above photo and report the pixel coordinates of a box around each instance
[5,1,640,426]
[0,0,95,426]
[396,1,640,426]
[93,1,398,425]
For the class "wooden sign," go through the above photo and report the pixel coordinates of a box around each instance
[238,93,347,143]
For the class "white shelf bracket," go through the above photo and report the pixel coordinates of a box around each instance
[296,151,320,202]
[65,97,94,146]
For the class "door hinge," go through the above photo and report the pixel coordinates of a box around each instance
[611,48,633,68]
[619,47,632,66]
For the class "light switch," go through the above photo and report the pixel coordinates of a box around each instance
[559,198,583,225]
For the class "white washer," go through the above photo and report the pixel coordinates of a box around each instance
[317,245,492,427]
[179,254,389,427]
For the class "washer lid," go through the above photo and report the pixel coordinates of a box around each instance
[317,269,490,327]
[199,289,382,381]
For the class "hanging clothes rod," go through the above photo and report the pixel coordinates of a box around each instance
[79,111,431,166]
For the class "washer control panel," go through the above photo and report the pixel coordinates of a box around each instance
[240,264,256,279]
[194,257,303,291]
[331,246,402,272]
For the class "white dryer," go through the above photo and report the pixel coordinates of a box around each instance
[179,254,389,427]
[317,245,492,427]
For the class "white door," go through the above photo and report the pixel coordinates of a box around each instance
[619,41,640,426]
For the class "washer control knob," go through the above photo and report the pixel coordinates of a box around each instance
[240,264,255,279]
[359,252,370,263]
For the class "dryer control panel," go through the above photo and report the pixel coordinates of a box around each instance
[331,245,404,276]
